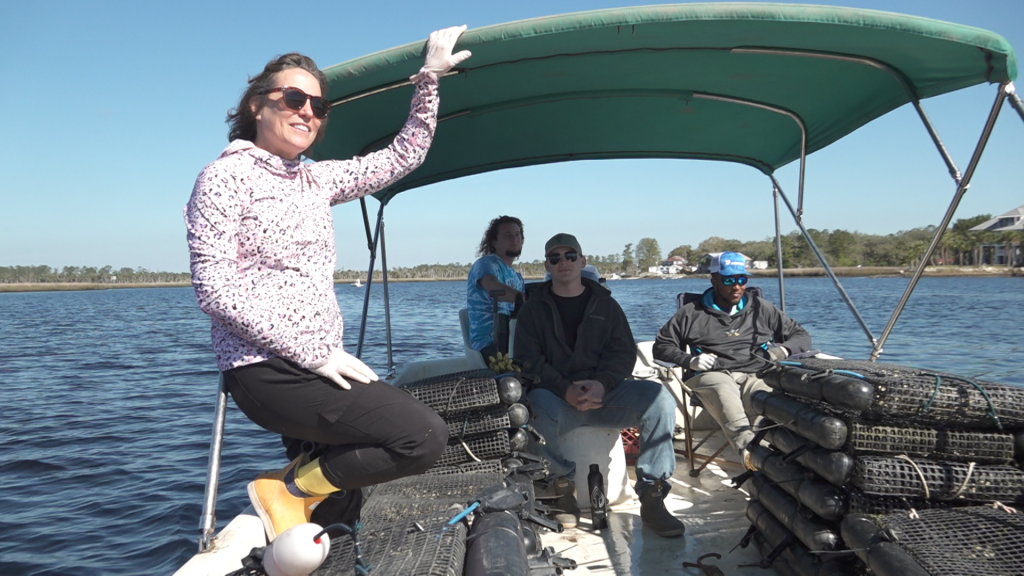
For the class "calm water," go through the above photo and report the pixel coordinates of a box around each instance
[0,277,1021,575]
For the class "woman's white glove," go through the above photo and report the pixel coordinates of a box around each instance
[689,353,718,372]
[412,25,472,81]
[311,348,379,389]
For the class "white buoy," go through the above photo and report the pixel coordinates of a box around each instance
[263,523,330,576]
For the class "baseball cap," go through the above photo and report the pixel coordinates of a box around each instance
[544,233,582,256]
[710,251,748,276]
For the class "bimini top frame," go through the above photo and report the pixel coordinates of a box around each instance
[306,4,1020,365]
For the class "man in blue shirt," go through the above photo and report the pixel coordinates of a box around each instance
[467,216,525,358]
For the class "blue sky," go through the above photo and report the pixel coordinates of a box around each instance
[2,0,1021,273]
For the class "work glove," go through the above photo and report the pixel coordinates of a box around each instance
[311,348,379,389]
[766,345,790,361]
[411,25,472,82]
[689,353,718,372]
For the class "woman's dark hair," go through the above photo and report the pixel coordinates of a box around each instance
[477,216,524,257]
[226,53,330,151]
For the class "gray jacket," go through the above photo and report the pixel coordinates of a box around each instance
[653,288,811,373]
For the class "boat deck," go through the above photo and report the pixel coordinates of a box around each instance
[548,447,774,576]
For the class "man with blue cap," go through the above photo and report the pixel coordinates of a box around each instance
[652,252,811,469]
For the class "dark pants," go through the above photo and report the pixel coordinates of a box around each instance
[223,357,448,490]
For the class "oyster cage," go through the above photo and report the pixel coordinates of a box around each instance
[444,405,511,439]
[871,506,1024,576]
[852,455,1024,503]
[790,358,1024,429]
[846,422,1017,464]
[315,513,467,576]
[399,369,501,415]
[433,430,511,468]
[423,459,504,476]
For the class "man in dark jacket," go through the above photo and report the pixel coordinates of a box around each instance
[653,252,811,467]
[515,233,684,538]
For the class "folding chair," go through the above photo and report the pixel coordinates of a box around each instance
[642,287,763,477]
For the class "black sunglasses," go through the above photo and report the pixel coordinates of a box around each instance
[263,86,330,119]
[546,251,579,265]
[722,275,748,286]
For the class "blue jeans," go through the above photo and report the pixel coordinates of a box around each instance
[527,380,677,490]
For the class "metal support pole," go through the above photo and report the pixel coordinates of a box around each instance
[772,183,786,312]
[695,91,807,221]
[379,217,396,379]
[359,197,373,252]
[772,176,877,349]
[1006,82,1024,124]
[356,204,384,359]
[870,83,1009,361]
[198,376,228,552]
[911,100,963,184]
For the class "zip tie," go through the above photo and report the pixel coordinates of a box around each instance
[990,501,1017,514]
[940,461,975,501]
[896,454,930,500]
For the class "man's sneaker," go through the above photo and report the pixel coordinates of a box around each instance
[639,480,686,538]
[248,455,328,540]
[551,477,581,529]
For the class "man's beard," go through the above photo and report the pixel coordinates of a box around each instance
[504,248,522,259]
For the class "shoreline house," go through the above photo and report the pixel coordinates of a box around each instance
[649,255,688,275]
[970,204,1024,266]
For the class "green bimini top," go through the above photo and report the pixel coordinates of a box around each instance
[308,3,1016,204]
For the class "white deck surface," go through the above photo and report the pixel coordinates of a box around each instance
[546,451,776,576]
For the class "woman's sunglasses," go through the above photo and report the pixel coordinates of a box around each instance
[722,275,748,286]
[546,251,579,265]
[263,86,330,119]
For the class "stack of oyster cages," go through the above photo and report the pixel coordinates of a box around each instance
[741,358,1024,576]
[398,368,532,471]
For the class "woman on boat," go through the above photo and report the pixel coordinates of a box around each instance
[184,26,471,541]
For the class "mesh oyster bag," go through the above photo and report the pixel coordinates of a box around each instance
[764,358,1024,429]
[433,430,512,468]
[315,511,467,576]
[443,405,512,439]
[842,506,1024,576]
[852,455,1024,503]
[398,369,502,414]
[424,459,504,476]
[846,422,1017,464]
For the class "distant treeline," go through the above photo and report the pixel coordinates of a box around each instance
[0,265,190,284]
[337,214,1019,279]
[6,214,1018,284]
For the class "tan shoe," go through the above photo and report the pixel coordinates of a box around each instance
[247,456,328,541]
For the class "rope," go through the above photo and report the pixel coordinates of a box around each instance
[458,437,483,462]
[833,369,865,379]
[920,372,1002,430]
[753,419,796,432]
[922,374,942,412]
[940,461,976,501]
[441,377,467,418]
[895,454,931,500]
[990,501,1018,514]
